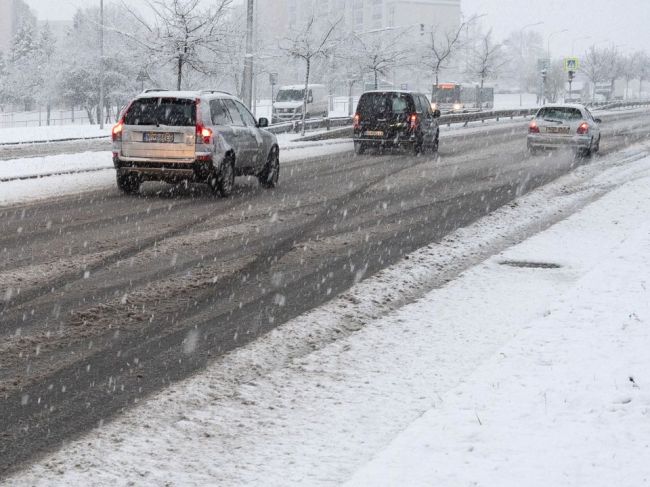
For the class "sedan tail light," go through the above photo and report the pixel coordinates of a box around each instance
[577,122,590,135]
[353,113,361,130]
[529,121,540,134]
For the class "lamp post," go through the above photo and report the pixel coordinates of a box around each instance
[519,22,544,106]
[543,29,567,104]
[99,0,104,129]
[242,0,254,109]
[571,36,591,56]
[547,29,568,61]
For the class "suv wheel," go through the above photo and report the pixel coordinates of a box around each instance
[116,171,141,195]
[210,157,235,197]
[259,146,280,188]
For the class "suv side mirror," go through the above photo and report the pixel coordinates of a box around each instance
[433,109,441,119]
[594,118,602,124]
[257,117,269,128]
[307,95,314,103]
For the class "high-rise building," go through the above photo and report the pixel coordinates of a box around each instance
[0,0,15,55]
[0,0,36,56]
[257,0,461,45]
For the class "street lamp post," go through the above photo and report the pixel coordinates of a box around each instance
[544,29,568,104]
[99,0,104,129]
[571,36,591,56]
[242,0,254,109]
[519,22,544,106]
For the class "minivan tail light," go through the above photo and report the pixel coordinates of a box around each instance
[353,113,361,129]
[112,121,124,141]
[529,121,540,134]
[577,122,590,135]
[410,113,419,130]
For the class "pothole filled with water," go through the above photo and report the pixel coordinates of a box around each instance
[499,260,562,269]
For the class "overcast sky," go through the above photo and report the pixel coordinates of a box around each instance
[24,0,648,56]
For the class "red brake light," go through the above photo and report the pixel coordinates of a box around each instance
[410,113,419,129]
[529,121,540,134]
[353,113,361,129]
[112,122,124,141]
[196,124,213,144]
[577,122,590,135]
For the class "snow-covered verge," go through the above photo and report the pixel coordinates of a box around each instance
[0,125,109,145]
[7,143,650,486]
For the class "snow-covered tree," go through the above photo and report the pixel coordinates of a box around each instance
[466,29,505,89]
[279,16,340,135]
[119,0,234,90]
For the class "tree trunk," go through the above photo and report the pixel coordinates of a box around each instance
[46,103,51,126]
[177,55,183,91]
[86,106,95,125]
[301,57,310,137]
[374,70,378,90]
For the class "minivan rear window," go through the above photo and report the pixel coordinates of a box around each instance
[124,98,196,126]
[357,93,414,118]
[537,107,582,121]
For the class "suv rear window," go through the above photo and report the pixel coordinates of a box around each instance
[357,93,414,118]
[537,107,582,121]
[124,98,196,126]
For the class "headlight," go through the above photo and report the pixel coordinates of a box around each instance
[431,103,438,111]
[453,103,462,111]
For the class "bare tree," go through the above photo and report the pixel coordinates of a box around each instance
[467,29,505,89]
[347,30,411,90]
[279,16,340,136]
[638,51,650,97]
[119,0,233,90]
[620,55,640,99]
[582,46,621,100]
[422,16,477,97]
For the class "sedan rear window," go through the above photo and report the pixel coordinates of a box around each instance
[357,93,414,118]
[124,98,196,126]
[537,107,582,121]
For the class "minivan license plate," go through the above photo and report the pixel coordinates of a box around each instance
[143,132,174,143]
[365,130,384,137]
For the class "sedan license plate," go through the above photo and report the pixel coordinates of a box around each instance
[546,126,570,134]
[143,132,175,143]
[365,130,384,137]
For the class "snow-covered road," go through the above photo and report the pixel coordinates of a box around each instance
[8,143,650,486]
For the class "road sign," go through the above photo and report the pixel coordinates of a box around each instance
[269,72,279,86]
[564,57,579,72]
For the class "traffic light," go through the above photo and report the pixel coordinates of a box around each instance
[541,69,548,83]
[568,70,575,83]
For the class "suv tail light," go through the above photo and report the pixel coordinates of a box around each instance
[577,122,590,135]
[112,121,124,141]
[196,124,213,144]
[409,113,419,130]
[529,121,540,134]
[353,113,361,130]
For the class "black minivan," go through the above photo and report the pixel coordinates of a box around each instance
[353,91,441,155]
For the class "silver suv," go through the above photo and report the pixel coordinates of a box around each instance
[112,90,280,197]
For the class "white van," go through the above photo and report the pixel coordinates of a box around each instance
[272,84,328,123]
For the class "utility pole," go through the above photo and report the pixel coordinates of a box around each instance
[99,0,105,129]
[242,0,254,109]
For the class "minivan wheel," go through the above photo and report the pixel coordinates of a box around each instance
[210,157,235,197]
[354,142,366,155]
[116,172,141,195]
[259,146,280,189]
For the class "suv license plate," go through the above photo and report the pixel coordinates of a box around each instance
[365,130,384,137]
[143,132,175,143]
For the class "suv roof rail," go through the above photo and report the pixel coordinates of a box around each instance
[200,90,233,96]
[142,88,169,93]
